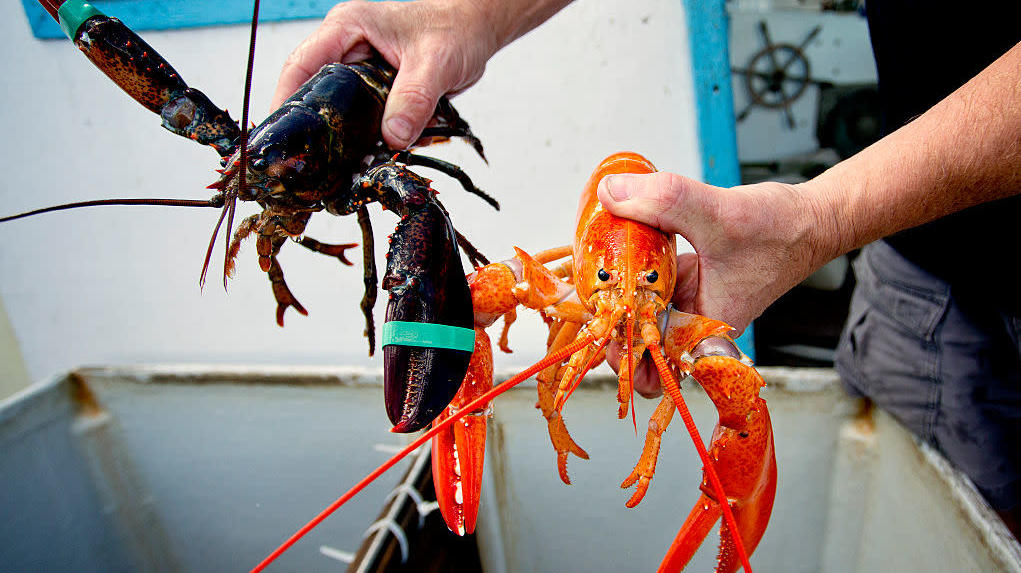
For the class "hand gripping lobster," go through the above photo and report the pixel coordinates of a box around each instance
[254,153,776,573]
[9,1,495,430]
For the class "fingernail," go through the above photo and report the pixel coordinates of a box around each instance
[386,116,413,145]
[602,174,631,201]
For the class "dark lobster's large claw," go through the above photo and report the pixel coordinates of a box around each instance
[376,167,474,433]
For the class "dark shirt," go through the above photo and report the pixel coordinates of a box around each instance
[866,1,1021,313]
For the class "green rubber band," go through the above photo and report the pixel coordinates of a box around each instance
[58,0,105,40]
[382,321,475,352]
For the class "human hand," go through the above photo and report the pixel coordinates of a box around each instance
[596,171,825,397]
[272,0,499,150]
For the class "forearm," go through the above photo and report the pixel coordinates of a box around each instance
[801,41,1021,265]
[462,0,574,53]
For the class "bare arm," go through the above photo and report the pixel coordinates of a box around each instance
[272,0,573,149]
[807,41,1021,260]
[599,41,1021,335]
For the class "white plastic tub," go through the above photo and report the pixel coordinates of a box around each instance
[1,366,1018,572]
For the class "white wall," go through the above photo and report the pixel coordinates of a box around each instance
[0,1,700,382]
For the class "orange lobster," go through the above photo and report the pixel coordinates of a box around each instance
[253,152,776,572]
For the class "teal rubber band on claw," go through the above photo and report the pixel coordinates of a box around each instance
[58,0,105,40]
[382,321,476,352]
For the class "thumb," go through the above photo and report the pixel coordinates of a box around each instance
[381,53,453,150]
[596,171,718,237]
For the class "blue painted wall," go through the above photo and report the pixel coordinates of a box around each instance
[21,0,337,39]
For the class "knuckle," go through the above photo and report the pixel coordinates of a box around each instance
[325,0,366,21]
[392,83,436,114]
[655,172,687,201]
[646,172,688,229]
[282,48,315,77]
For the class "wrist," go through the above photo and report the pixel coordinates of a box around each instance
[793,165,867,270]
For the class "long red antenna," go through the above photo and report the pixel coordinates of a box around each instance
[250,334,595,572]
[649,345,753,573]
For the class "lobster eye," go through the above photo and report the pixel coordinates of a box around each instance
[597,268,611,281]
[646,270,659,284]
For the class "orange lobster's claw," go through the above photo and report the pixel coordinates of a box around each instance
[660,310,735,356]
[659,407,775,573]
[659,355,776,573]
[431,329,493,535]
[658,493,721,573]
[468,262,519,328]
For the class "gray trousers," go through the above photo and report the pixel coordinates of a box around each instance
[836,241,1021,511]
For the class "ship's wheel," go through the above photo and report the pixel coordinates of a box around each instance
[732,21,823,129]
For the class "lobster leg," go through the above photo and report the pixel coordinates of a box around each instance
[351,206,379,355]
[295,236,358,266]
[620,394,675,507]
[431,328,493,535]
[467,246,588,328]
[430,97,487,161]
[223,210,360,335]
[536,320,590,484]
[429,251,571,534]
[224,210,315,326]
[222,212,310,326]
[266,255,309,326]
[454,230,490,269]
[429,245,600,534]
[391,152,499,210]
[474,247,597,484]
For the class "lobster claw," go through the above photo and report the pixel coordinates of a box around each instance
[380,172,474,433]
[656,312,777,573]
[431,328,493,535]
[66,11,240,155]
[659,403,775,573]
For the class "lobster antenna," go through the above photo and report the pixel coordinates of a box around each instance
[218,0,262,290]
[0,198,223,223]
[199,204,232,289]
[249,334,596,573]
